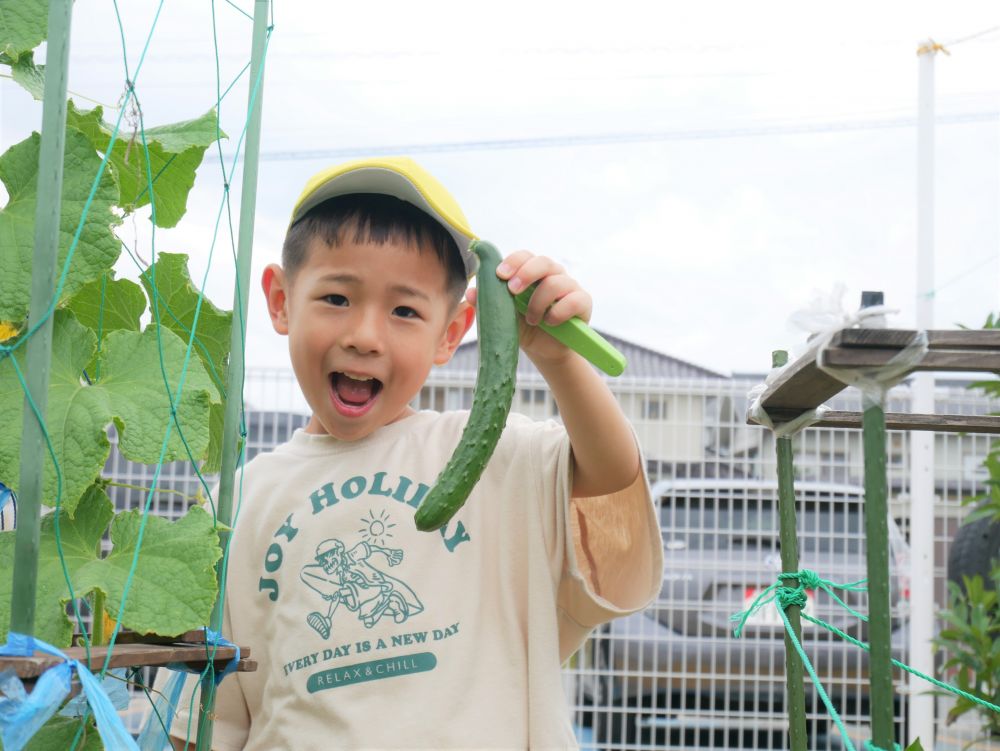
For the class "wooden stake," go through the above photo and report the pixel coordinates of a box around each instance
[9,0,74,642]
[862,404,896,749]
[772,350,808,751]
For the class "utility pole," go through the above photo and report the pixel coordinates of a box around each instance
[907,37,942,749]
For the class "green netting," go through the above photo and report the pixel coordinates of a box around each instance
[0,1,272,748]
[733,568,1000,751]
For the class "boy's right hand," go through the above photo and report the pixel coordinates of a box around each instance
[467,250,593,368]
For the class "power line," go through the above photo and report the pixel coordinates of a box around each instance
[218,110,1000,163]
[927,252,1000,299]
[942,25,1000,48]
[73,35,916,63]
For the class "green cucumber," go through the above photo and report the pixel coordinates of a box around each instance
[414,240,519,532]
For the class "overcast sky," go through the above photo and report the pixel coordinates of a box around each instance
[2,1,999,378]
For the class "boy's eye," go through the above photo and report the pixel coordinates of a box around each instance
[323,294,348,307]
[393,306,420,319]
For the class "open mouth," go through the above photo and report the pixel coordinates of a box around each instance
[329,372,383,416]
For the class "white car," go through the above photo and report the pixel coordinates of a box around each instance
[581,479,910,750]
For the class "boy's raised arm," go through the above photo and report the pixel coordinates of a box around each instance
[531,347,640,497]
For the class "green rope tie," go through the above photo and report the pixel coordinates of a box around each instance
[733,569,870,750]
[733,569,1000,751]
[731,568,868,639]
[800,610,1000,716]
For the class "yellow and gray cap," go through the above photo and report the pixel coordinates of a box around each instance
[289,156,479,277]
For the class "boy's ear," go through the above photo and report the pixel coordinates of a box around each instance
[262,264,290,335]
[434,298,475,366]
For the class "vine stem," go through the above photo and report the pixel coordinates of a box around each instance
[92,589,106,647]
[105,480,201,502]
[91,532,107,648]
[0,72,117,108]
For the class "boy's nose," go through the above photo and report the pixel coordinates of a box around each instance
[342,310,384,354]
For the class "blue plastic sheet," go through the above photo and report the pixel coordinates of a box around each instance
[202,629,240,686]
[0,665,71,751]
[135,627,241,751]
[59,667,130,717]
[0,633,139,751]
[136,669,186,751]
[0,481,13,531]
[0,481,12,514]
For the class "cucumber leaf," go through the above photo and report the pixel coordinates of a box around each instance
[0,0,48,62]
[205,400,227,475]
[79,492,223,640]
[140,252,232,399]
[0,484,222,647]
[65,274,147,335]
[0,311,214,517]
[66,101,226,229]
[141,253,233,472]
[64,274,147,376]
[8,50,45,100]
[0,127,121,324]
[20,716,104,751]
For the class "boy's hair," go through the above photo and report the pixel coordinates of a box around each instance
[283,193,468,305]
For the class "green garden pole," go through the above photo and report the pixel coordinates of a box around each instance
[861,403,895,750]
[9,0,74,641]
[771,350,808,751]
[196,1,270,747]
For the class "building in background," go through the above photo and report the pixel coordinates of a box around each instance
[424,332,731,474]
[103,334,998,750]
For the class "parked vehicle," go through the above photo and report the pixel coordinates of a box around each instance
[948,513,1000,593]
[581,479,910,750]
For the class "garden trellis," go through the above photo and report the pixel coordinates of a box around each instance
[743,309,1000,751]
[0,1,271,749]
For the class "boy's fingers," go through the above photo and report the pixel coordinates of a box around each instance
[465,287,477,307]
[544,290,592,326]
[496,250,534,280]
[523,274,577,325]
[506,255,564,294]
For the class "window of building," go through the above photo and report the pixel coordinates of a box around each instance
[889,433,905,466]
[419,386,445,412]
[642,397,664,420]
[521,388,548,405]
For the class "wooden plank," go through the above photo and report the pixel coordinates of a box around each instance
[757,410,1000,434]
[113,629,206,645]
[0,642,255,680]
[755,351,849,413]
[823,348,1000,372]
[830,329,921,348]
[753,327,1000,425]
[834,328,1000,350]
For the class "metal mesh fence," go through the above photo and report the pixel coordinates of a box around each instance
[103,368,1000,749]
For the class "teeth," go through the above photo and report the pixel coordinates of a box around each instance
[341,372,373,381]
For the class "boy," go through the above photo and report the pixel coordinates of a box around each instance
[168,157,662,749]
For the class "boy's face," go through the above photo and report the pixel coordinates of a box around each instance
[263,235,474,441]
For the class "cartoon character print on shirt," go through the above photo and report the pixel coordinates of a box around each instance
[300,522,424,640]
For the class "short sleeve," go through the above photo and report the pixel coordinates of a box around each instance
[555,434,664,661]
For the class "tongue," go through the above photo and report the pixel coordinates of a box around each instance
[336,375,376,405]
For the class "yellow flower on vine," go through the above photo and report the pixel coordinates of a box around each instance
[0,321,20,342]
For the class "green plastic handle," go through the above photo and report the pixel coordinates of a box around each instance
[513,284,626,377]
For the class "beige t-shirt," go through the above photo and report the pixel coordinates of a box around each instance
[167,410,662,750]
